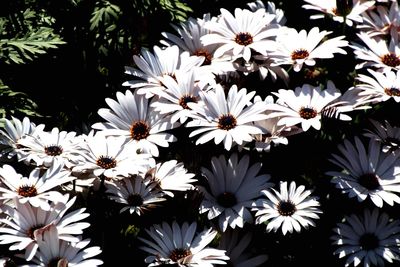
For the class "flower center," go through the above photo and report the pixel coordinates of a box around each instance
[291,49,310,60]
[234,32,253,46]
[381,53,400,67]
[47,258,68,267]
[130,121,150,140]
[44,145,63,156]
[96,155,117,169]
[127,194,144,206]
[384,87,400,97]
[27,224,45,239]
[217,192,237,208]
[218,114,237,130]
[277,200,297,216]
[169,248,192,262]
[179,95,197,109]
[17,185,38,197]
[299,107,317,119]
[358,173,380,190]
[359,233,379,251]
[194,49,212,65]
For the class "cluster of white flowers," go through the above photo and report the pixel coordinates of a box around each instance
[1,0,400,266]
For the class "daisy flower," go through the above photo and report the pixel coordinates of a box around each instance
[17,127,83,168]
[26,224,103,267]
[0,161,76,210]
[138,221,229,266]
[326,136,400,207]
[71,132,153,180]
[247,0,287,26]
[252,180,322,235]
[143,159,197,197]
[0,194,90,261]
[200,7,279,62]
[186,84,268,151]
[363,119,400,153]
[265,81,346,132]
[198,153,273,232]
[218,229,268,267]
[331,208,400,267]
[104,174,166,215]
[122,45,204,98]
[0,116,44,160]
[355,68,400,103]
[358,1,400,37]
[350,29,400,72]
[270,26,348,72]
[91,89,179,157]
[302,0,376,27]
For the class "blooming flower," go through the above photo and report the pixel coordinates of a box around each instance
[331,208,400,267]
[198,153,273,232]
[252,180,322,235]
[186,84,268,151]
[91,89,179,157]
[138,221,229,266]
[326,136,400,207]
[363,119,400,153]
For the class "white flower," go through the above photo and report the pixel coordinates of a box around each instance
[143,159,197,197]
[201,7,279,62]
[186,84,268,151]
[0,116,44,160]
[326,136,400,207]
[247,0,287,25]
[104,174,166,215]
[252,180,322,235]
[363,119,400,153]
[25,224,103,267]
[91,89,179,157]
[0,161,75,210]
[198,153,273,232]
[138,221,229,266]
[331,208,400,267]
[0,194,90,261]
[270,26,348,72]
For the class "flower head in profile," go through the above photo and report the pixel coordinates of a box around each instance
[91,89,179,157]
[104,174,166,215]
[138,221,229,266]
[326,136,400,207]
[270,26,348,72]
[29,224,103,267]
[0,161,75,210]
[186,84,268,151]
[331,208,400,267]
[363,119,400,153]
[0,194,90,261]
[201,7,279,62]
[252,180,322,235]
[198,153,273,232]
[0,116,44,160]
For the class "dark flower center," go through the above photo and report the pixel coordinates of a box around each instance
[217,192,237,208]
[27,224,45,239]
[179,95,197,109]
[127,193,144,206]
[44,145,63,156]
[234,32,253,46]
[18,185,38,197]
[384,87,400,97]
[381,53,400,67]
[358,173,380,190]
[299,107,317,119]
[277,200,297,216]
[218,114,237,130]
[194,49,212,65]
[169,248,192,262]
[47,258,68,267]
[130,121,150,140]
[359,233,379,251]
[291,49,310,60]
[96,155,117,169]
